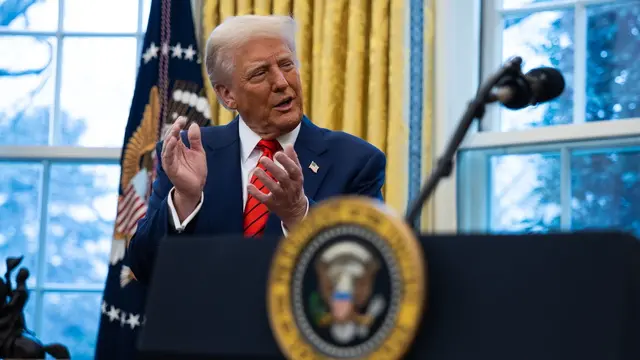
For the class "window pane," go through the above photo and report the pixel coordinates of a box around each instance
[142,0,152,32]
[0,162,42,286]
[62,0,139,33]
[571,149,640,235]
[490,153,561,233]
[57,37,137,147]
[501,11,575,131]
[42,292,102,360]
[586,2,640,122]
[0,36,55,145]
[45,164,119,285]
[1,0,59,32]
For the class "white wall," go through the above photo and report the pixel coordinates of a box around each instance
[431,0,482,232]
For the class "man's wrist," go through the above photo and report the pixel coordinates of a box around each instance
[283,196,309,230]
[174,189,201,221]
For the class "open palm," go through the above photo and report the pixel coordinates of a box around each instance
[161,116,207,200]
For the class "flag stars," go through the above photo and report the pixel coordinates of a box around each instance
[101,301,143,330]
[183,45,196,61]
[127,313,141,329]
[171,43,183,58]
[142,42,198,64]
[142,42,159,64]
[107,305,120,322]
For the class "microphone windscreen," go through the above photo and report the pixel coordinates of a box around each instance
[526,67,565,104]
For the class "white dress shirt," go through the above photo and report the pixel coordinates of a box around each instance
[166,118,308,235]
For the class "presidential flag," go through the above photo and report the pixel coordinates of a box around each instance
[95,0,211,358]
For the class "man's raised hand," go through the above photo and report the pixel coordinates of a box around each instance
[161,116,207,209]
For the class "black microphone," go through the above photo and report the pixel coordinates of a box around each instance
[488,67,565,110]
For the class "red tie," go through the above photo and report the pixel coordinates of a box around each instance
[243,139,280,237]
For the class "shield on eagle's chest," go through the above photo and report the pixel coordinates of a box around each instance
[331,292,354,322]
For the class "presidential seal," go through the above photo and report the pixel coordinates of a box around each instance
[268,196,426,360]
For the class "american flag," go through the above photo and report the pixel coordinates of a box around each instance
[95,1,210,358]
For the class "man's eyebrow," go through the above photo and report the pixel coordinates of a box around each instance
[245,54,294,74]
[246,61,269,73]
[276,53,294,62]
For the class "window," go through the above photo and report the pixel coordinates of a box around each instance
[0,0,150,357]
[456,0,640,235]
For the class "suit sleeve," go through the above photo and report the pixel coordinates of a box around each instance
[349,149,386,201]
[127,141,199,284]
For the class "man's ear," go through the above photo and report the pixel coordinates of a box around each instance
[213,84,237,110]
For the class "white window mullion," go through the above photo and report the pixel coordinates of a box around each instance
[487,158,498,232]
[0,146,122,161]
[573,3,587,124]
[136,0,145,69]
[51,0,65,146]
[499,0,618,16]
[456,151,491,232]
[42,283,106,292]
[481,0,504,132]
[33,160,51,335]
[560,147,572,230]
[462,117,640,150]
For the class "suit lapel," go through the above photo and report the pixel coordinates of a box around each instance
[295,116,330,200]
[198,116,331,236]
[196,119,244,234]
[264,116,331,235]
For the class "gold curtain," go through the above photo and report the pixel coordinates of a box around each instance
[421,0,435,231]
[200,0,408,214]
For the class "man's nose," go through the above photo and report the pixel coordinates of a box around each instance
[271,69,288,91]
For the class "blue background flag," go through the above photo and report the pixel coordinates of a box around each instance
[95,0,210,358]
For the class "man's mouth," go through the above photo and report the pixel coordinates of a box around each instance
[274,97,294,110]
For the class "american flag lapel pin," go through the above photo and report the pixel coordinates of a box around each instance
[309,161,319,173]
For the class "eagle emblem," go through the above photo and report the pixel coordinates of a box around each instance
[310,241,386,344]
[113,86,161,244]
[268,197,426,360]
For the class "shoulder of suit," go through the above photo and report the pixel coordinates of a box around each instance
[199,122,236,145]
[319,127,381,152]
[320,127,385,158]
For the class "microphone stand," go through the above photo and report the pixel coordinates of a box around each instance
[404,57,524,229]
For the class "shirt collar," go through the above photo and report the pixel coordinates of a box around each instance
[238,116,301,162]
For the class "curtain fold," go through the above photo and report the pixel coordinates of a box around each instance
[421,0,435,231]
[200,0,408,214]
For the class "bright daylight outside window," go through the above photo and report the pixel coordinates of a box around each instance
[0,0,150,358]
[457,0,640,234]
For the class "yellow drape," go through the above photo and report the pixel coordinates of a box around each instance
[421,0,435,231]
[200,0,408,214]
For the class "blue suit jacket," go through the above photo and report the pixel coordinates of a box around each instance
[128,116,386,283]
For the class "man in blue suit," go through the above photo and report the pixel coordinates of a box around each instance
[128,14,386,284]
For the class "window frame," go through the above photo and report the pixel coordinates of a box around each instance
[472,0,640,145]
[0,0,147,152]
[451,0,640,233]
[0,0,148,341]
[430,0,482,232]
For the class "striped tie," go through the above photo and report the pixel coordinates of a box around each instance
[243,139,281,237]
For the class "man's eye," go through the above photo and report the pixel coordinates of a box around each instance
[252,70,266,77]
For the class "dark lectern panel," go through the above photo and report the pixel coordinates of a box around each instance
[139,232,640,360]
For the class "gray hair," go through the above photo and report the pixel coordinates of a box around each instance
[204,14,298,90]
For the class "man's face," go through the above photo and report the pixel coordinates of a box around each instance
[218,37,303,138]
